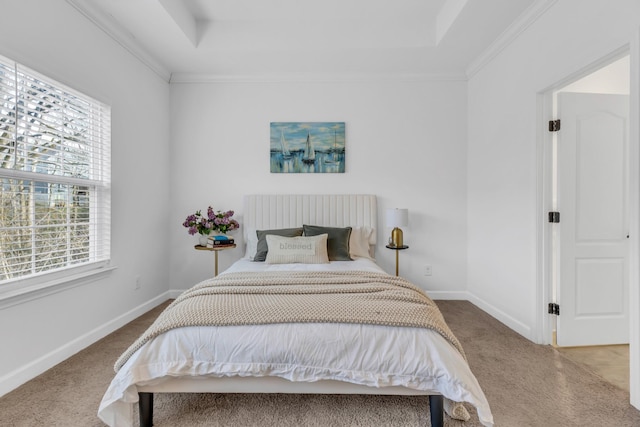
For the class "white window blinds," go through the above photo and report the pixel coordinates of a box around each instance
[0,55,111,285]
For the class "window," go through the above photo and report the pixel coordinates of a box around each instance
[0,55,111,291]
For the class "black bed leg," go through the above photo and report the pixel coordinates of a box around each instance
[429,395,444,427]
[139,392,153,427]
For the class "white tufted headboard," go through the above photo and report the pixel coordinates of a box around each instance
[243,194,377,246]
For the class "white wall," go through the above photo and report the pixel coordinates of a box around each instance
[0,0,171,395]
[168,79,469,297]
[467,0,640,340]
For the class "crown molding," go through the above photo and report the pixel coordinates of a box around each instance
[466,0,558,79]
[169,72,469,84]
[66,0,171,82]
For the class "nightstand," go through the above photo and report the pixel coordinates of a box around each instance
[195,244,236,276]
[385,244,408,276]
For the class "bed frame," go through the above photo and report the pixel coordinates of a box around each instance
[137,194,444,426]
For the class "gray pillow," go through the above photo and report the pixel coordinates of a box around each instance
[253,227,304,262]
[303,224,352,261]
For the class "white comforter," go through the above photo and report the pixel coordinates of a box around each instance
[98,259,493,426]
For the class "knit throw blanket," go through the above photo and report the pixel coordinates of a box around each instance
[114,271,466,372]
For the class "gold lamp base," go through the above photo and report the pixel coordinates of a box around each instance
[391,227,404,247]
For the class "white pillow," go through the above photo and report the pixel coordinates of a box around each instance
[244,227,258,260]
[349,227,374,260]
[265,234,329,264]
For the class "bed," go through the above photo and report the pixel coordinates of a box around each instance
[98,194,493,427]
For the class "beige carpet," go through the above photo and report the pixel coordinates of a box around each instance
[1,300,640,426]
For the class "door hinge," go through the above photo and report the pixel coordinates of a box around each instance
[548,212,560,223]
[549,119,561,132]
[548,303,560,316]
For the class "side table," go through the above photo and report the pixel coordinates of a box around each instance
[195,244,236,276]
[385,244,409,276]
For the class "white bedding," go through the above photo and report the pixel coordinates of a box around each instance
[98,259,493,426]
[224,258,386,274]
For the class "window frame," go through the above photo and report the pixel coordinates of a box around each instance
[0,55,112,302]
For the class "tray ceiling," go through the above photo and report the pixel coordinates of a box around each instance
[69,0,541,81]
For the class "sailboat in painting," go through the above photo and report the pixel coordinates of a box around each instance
[279,129,292,172]
[280,129,291,159]
[325,130,338,164]
[302,131,316,164]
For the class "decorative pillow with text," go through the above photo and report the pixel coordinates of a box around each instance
[253,227,304,261]
[265,234,329,264]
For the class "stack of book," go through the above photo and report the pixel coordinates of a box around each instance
[206,234,235,248]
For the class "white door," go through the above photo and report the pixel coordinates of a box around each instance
[556,92,629,347]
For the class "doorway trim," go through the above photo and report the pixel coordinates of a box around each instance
[536,40,639,408]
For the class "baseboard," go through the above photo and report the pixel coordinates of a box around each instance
[429,290,533,340]
[425,290,470,300]
[0,292,170,398]
[466,292,533,340]
[169,289,186,299]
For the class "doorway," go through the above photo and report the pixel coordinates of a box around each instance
[540,52,631,382]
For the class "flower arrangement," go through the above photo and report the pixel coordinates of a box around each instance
[182,207,239,236]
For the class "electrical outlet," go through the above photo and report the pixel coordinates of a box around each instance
[424,265,432,276]
[135,275,141,290]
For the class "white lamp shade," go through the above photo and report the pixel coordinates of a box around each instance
[386,208,408,228]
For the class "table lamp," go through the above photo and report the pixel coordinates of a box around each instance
[386,208,408,247]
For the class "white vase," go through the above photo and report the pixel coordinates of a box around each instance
[198,235,209,246]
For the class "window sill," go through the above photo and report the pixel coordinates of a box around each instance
[0,265,117,310]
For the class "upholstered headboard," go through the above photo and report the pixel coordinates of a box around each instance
[243,194,377,246]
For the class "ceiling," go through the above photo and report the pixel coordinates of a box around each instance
[68,0,540,81]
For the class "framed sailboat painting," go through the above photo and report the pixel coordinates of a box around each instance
[270,122,345,173]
